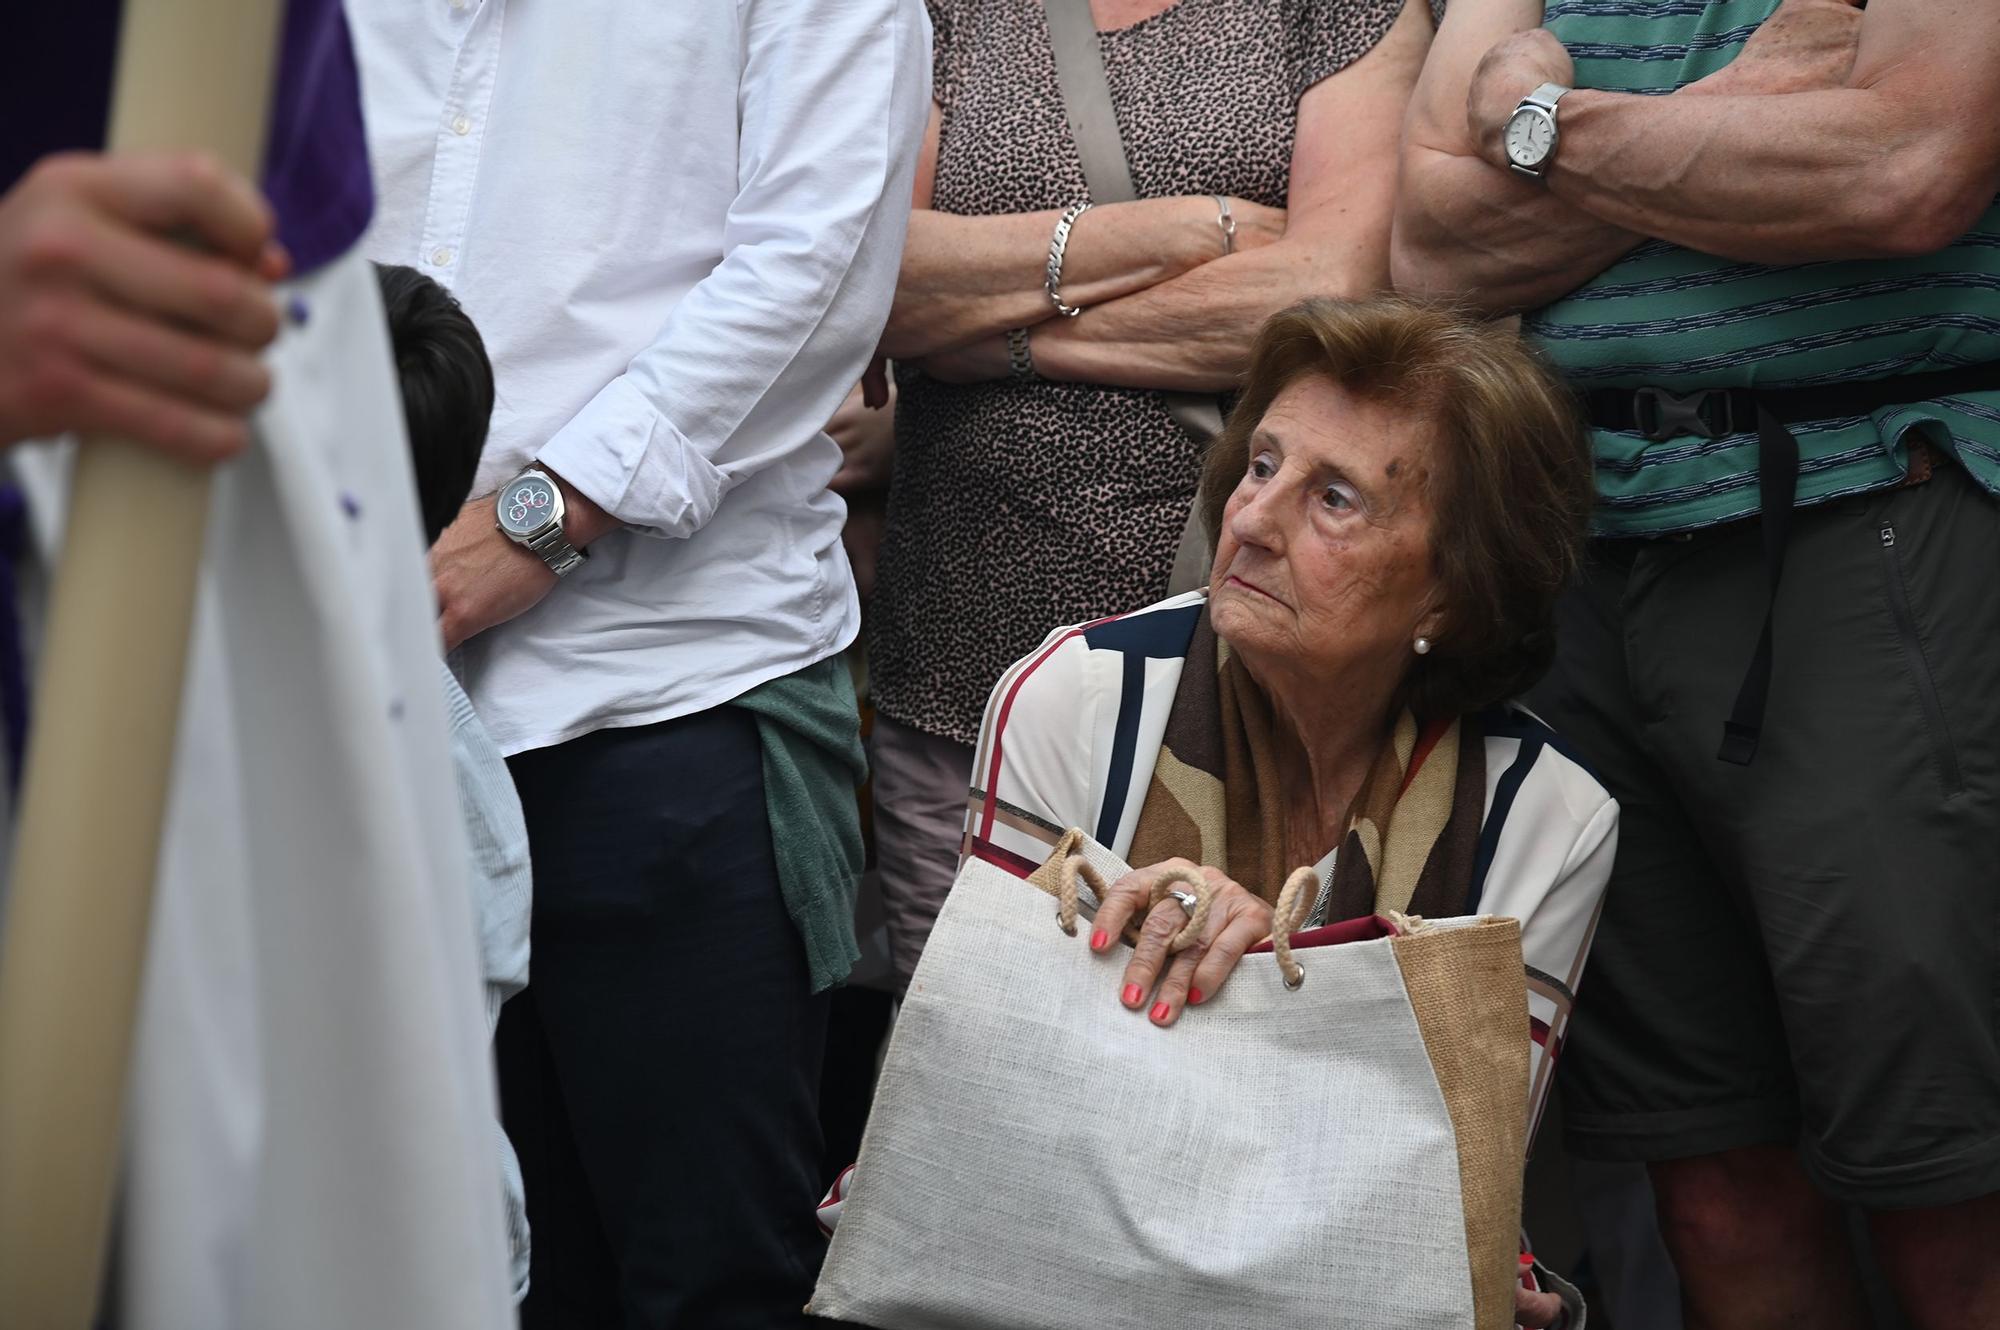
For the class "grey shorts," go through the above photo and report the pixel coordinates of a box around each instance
[1528,462,2000,1210]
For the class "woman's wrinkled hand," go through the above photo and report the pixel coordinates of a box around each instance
[1221,198,1287,255]
[1090,859,1275,1027]
[1515,1282,1565,1328]
[913,335,1010,385]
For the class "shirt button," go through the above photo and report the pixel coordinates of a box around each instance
[449,0,468,10]
[451,115,472,136]
[431,246,454,266]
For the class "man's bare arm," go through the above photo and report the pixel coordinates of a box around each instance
[1501,0,2000,263]
[1391,0,1640,314]
[1395,0,2000,313]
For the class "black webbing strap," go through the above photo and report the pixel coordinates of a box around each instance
[1715,407,1799,765]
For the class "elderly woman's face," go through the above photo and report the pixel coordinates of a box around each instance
[1208,376,1443,687]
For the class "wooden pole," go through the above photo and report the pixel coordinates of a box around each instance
[0,3,283,1324]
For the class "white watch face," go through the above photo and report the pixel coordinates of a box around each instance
[1506,107,1556,168]
[498,473,558,539]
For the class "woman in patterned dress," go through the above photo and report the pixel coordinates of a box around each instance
[865,0,1441,994]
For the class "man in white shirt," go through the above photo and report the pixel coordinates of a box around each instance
[350,2,930,1322]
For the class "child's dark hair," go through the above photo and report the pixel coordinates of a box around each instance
[375,263,493,545]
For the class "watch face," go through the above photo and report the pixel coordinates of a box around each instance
[498,473,558,538]
[1506,107,1556,167]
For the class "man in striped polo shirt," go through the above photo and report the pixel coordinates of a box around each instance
[1395,2,2000,1327]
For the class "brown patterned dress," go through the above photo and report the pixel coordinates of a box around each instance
[869,0,1406,747]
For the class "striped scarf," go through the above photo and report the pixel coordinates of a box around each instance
[1127,611,1484,922]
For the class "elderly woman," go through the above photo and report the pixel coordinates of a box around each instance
[960,297,1617,1327]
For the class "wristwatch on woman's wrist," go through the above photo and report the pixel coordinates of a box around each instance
[495,467,587,576]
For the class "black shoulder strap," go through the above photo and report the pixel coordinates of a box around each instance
[1040,0,1225,592]
[1041,0,1139,204]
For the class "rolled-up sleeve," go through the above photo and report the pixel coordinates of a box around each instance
[536,0,931,537]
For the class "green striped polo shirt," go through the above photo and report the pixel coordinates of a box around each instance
[1525,0,2000,537]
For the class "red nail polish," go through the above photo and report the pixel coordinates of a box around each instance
[1090,929,1108,950]
[1189,988,1204,1005]
[1150,1001,1171,1023]
[1122,983,1143,1006]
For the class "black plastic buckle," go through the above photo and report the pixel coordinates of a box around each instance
[1632,387,1730,441]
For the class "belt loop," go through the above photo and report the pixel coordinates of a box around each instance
[1716,404,1800,765]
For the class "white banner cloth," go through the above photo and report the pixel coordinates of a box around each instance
[7,251,514,1330]
[813,850,1481,1329]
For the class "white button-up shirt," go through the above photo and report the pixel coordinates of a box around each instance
[351,0,930,754]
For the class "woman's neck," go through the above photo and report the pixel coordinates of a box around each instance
[1254,658,1402,858]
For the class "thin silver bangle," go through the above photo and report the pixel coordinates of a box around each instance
[1045,201,1093,318]
[1006,327,1036,380]
[1213,194,1236,256]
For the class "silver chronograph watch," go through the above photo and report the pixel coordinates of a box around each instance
[495,467,586,576]
[1504,81,1572,182]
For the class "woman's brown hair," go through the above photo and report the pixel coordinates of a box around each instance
[1197,297,1594,718]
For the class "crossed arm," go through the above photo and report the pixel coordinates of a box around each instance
[1391,0,2000,316]
[898,0,1433,394]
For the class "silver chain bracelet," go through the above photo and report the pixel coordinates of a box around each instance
[1006,327,1036,380]
[1045,201,1093,318]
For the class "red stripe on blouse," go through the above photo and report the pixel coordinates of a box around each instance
[976,614,1122,842]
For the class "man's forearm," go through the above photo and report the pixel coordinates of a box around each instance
[1391,146,1641,315]
[1546,84,1991,262]
[1400,0,2000,305]
[1399,79,1976,313]
[1391,0,1640,315]
[1460,4,2000,265]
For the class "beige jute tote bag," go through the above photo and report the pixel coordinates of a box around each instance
[812,835,1530,1329]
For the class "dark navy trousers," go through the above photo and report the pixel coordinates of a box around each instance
[499,706,831,1328]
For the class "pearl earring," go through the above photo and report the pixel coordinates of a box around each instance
[1414,637,1432,656]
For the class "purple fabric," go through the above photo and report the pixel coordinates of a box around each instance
[0,0,374,793]
[0,0,373,275]
[260,0,375,274]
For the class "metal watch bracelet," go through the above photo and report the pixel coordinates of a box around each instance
[524,523,585,577]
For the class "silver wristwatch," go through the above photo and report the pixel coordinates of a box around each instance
[1504,81,1572,182]
[494,467,586,576]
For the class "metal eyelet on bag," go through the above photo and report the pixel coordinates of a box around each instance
[1270,866,1320,992]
